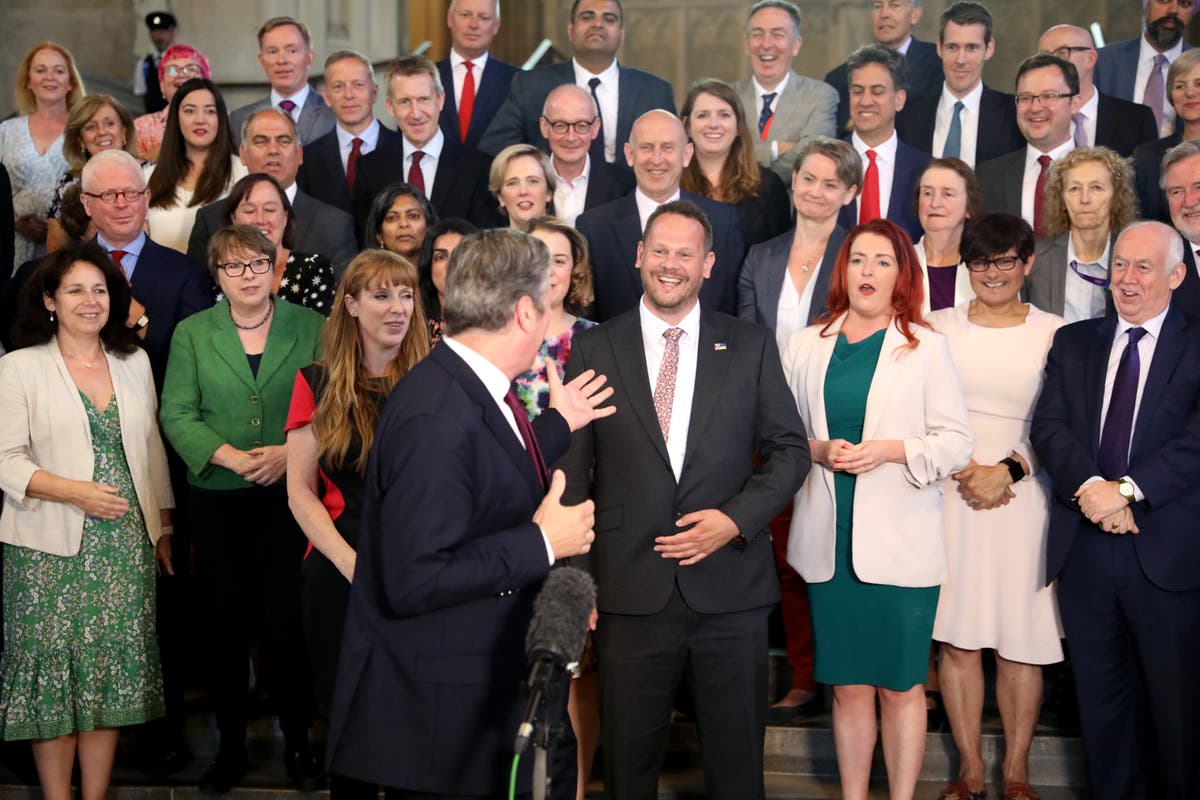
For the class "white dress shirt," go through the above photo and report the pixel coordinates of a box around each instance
[640,298,701,481]
[403,127,445,198]
[552,154,591,227]
[450,49,490,110]
[933,80,983,167]
[850,129,899,219]
[1075,88,1099,147]
[753,72,791,160]
[774,264,820,356]
[335,118,381,173]
[1021,139,1074,226]
[1133,36,1184,137]
[270,84,311,122]
[634,187,680,232]
[1063,234,1110,323]
[573,59,620,163]
[441,335,556,564]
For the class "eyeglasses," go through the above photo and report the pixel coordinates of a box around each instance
[164,64,203,79]
[1045,46,1092,60]
[217,257,273,276]
[541,116,597,135]
[1014,91,1077,107]
[966,255,1022,272]
[82,189,148,204]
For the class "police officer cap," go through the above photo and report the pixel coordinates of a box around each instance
[145,11,177,31]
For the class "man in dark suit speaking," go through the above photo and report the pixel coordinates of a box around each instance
[1031,220,1200,798]
[327,229,614,798]
[559,200,810,800]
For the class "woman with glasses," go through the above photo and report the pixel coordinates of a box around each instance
[489,144,555,230]
[160,225,324,794]
[1027,147,1136,320]
[133,45,211,162]
[928,213,1065,800]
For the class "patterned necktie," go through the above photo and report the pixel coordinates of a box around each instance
[588,77,606,164]
[653,328,684,442]
[346,137,363,194]
[758,92,777,139]
[1097,327,1148,479]
[859,150,880,224]
[504,389,548,489]
[459,61,476,142]
[279,98,297,118]
[1144,54,1168,133]
[943,100,964,159]
[408,150,426,195]
[1072,112,1088,148]
[1033,154,1052,237]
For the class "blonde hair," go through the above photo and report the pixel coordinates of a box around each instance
[15,42,85,115]
[63,95,136,175]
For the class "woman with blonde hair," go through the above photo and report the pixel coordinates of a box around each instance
[1132,47,1200,223]
[489,144,556,230]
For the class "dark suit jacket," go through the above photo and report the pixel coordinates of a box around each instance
[478,60,676,158]
[187,190,358,277]
[1176,244,1200,318]
[582,157,636,211]
[896,84,1024,165]
[327,343,571,794]
[296,123,401,214]
[737,224,848,329]
[1031,305,1200,591]
[0,164,13,279]
[575,190,746,322]
[1094,36,1191,104]
[825,37,943,134]
[730,167,792,248]
[837,137,929,242]
[557,309,809,615]
[1024,232,1115,318]
[976,147,1028,217]
[1132,131,1181,225]
[1095,91,1160,157]
[351,134,500,239]
[437,56,518,150]
[229,88,336,146]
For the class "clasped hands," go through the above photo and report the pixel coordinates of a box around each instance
[812,438,902,474]
[953,459,1015,511]
[1075,480,1139,535]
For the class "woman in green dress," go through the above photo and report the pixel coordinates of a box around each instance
[0,243,174,800]
[782,219,973,800]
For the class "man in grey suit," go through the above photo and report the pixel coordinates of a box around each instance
[731,1,838,184]
[478,0,675,161]
[229,17,336,147]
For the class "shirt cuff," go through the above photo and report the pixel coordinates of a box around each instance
[1121,475,1145,503]
[537,522,555,566]
[771,140,779,160]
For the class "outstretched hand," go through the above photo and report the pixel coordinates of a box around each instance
[547,361,616,431]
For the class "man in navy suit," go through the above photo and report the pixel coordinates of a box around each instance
[824,0,942,134]
[352,54,498,236]
[576,111,746,321]
[1161,140,1200,316]
[836,45,928,243]
[1031,220,1200,798]
[541,84,634,226]
[229,17,335,146]
[327,228,612,798]
[895,1,1023,168]
[296,50,400,215]
[436,0,517,150]
[1094,0,1197,138]
[478,0,675,161]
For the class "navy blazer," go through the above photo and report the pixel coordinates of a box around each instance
[1132,131,1181,225]
[478,60,676,158]
[575,190,746,322]
[1095,91,1160,157]
[896,84,1024,165]
[436,56,518,150]
[837,137,928,242]
[1176,245,1200,319]
[296,123,401,214]
[327,343,571,794]
[825,37,943,134]
[1095,37,1192,104]
[583,157,636,211]
[737,224,848,330]
[976,147,1027,218]
[1031,305,1200,591]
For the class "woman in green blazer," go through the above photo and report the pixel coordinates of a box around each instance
[159,224,324,794]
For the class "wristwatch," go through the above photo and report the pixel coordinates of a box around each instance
[1117,479,1136,502]
[1000,456,1026,484]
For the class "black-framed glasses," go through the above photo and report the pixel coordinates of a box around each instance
[217,257,273,276]
[1014,91,1077,107]
[966,255,1022,272]
[541,116,596,135]
[1045,46,1092,60]
[164,64,203,79]
[81,189,148,204]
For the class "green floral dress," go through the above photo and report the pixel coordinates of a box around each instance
[0,393,164,741]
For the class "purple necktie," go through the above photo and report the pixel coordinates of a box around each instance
[1144,54,1168,133]
[279,98,297,117]
[1072,112,1088,148]
[1097,326,1148,479]
[504,389,548,489]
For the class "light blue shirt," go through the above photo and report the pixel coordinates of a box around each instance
[97,231,146,281]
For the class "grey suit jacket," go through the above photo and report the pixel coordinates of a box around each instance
[230,87,336,147]
[737,225,847,330]
[1025,232,1115,318]
[732,70,837,183]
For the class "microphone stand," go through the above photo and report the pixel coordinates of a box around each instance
[514,658,572,800]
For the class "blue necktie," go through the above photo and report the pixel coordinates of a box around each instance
[758,92,777,137]
[588,77,606,164]
[943,100,964,159]
[1097,326,1148,479]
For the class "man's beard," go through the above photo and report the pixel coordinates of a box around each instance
[1146,14,1186,51]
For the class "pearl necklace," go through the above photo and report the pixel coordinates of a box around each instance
[230,299,273,331]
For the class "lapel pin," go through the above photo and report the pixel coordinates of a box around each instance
[713,343,727,351]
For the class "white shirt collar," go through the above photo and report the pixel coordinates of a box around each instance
[639,294,701,343]
[552,153,591,186]
[941,78,984,111]
[753,71,790,100]
[634,187,681,231]
[1025,136,1074,163]
[572,58,620,87]
[284,182,298,203]
[1138,34,1185,66]
[270,83,310,110]
[850,129,898,161]
[404,126,445,158]
[894,36,913,55]
[441,336,513,402]
[1116,303,1169,342]
[451,49,490,71]
[336,118,380,152]
[1078,86,1099,120]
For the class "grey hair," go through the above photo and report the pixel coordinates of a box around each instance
[1117,220,1185,273]
[450,0,501,18]
[1160,139,1200,190]
[846,42,909,92]
[748,0,801,35]
[324,49,377,86]
[81,149,145,191]
[240,106,298,148]
[443,229,551,334]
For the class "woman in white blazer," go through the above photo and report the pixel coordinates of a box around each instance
[0,244,173,800]
[913,158,982,315]
[782,219,973,800]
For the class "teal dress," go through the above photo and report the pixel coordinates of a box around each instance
[807,331,940,691]
[0,394,164,740]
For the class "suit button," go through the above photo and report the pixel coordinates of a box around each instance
[250,418,261,427]
[252,441,262,448]
[250,395,260,405]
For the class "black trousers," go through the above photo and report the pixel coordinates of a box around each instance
[595,584,769,800]
[190,488,314,751]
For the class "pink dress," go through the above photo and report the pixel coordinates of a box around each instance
[133,110,168,161]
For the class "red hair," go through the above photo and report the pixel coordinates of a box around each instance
[817,218,930,349]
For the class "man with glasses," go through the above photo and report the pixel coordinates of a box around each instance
[539,84,633,226]
[977,54,1082,235]
[1039,25,1158,157]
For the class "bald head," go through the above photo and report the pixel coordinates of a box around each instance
[1039,24,1097,91]
[625,110,693,202]
[540,84,600,171]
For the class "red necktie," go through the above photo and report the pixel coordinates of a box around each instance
[407,150,425,195]
[459,61,476,142]
[859,149,880,224]
[110,249,130,280]
[1034,154,1052,238]
[346,137,363,194]
[504,389,548,489]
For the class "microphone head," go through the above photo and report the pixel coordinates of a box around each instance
[525,566,596,665]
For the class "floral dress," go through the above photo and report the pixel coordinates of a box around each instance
[0,116,67,267]
[513,318,597,419]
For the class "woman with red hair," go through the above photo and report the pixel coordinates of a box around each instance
[781,218,973,800]
[132,44,211,162]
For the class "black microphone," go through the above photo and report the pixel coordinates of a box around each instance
[514,567,596,754]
